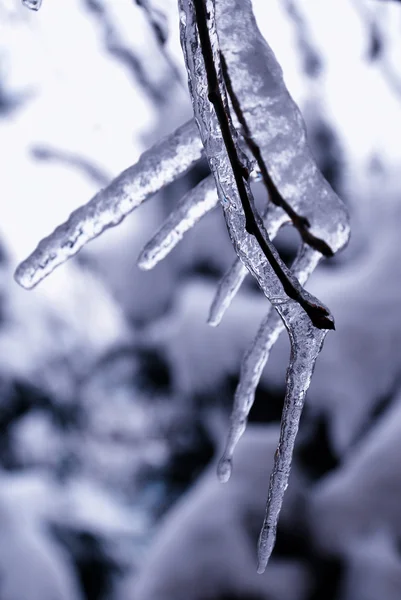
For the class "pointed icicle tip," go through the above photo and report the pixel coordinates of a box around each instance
[256,561,266,575]
[217,457,232,483]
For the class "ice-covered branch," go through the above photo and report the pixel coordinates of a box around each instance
[184,0,333,330]
[206,0,350,324]
[16,0,351,575]
[215,0,349,256]
[257,303,327,572]
[15,119,202,289]
[179,0,349,572]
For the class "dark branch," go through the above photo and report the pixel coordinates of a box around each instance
[192,0,333,330]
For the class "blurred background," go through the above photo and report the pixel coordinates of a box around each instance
[1,0,401,598]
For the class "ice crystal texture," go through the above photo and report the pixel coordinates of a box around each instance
[15,120,202,289]
[14,0,350,573]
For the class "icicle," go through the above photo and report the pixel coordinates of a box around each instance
[257,303,327,572]
[139,156,265,271]
[217,245,321,483]
[22,0,42,10]
[15,119,203,289]
[208,259,248,326]
[215,0,350,256]
[139,161,265,271]
[208,206,288,327]
[138,174,218,270]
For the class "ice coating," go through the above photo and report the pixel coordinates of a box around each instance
[215,0,350,254]
[138,166,264,272]
[207,0,350,325]
[208,205,288,327]
[217,245,322,483]
[179,0,338,573]
[22,0,42,10]
[257,302,327,573]
[138,174,218,270]
[180,0,333,331]
[14,120,203,289]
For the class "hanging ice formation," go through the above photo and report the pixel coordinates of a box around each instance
[15,0,350,572]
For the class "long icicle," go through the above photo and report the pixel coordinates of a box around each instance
[182,0,334,330]
[138,166,265,271]
[15,119,203,289]
[257,301,327,572]
[215,0,349,255]
[218,245,321,483]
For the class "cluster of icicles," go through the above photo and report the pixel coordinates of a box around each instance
[19,0,349,573]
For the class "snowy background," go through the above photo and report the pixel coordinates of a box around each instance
[1,0,401,598]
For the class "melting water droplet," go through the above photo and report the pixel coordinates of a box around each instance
[22,0,42,10]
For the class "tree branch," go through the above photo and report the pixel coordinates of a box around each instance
[192,0,333,330]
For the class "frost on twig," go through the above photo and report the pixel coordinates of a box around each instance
[207,0,350,324]
[15,0,350,574]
